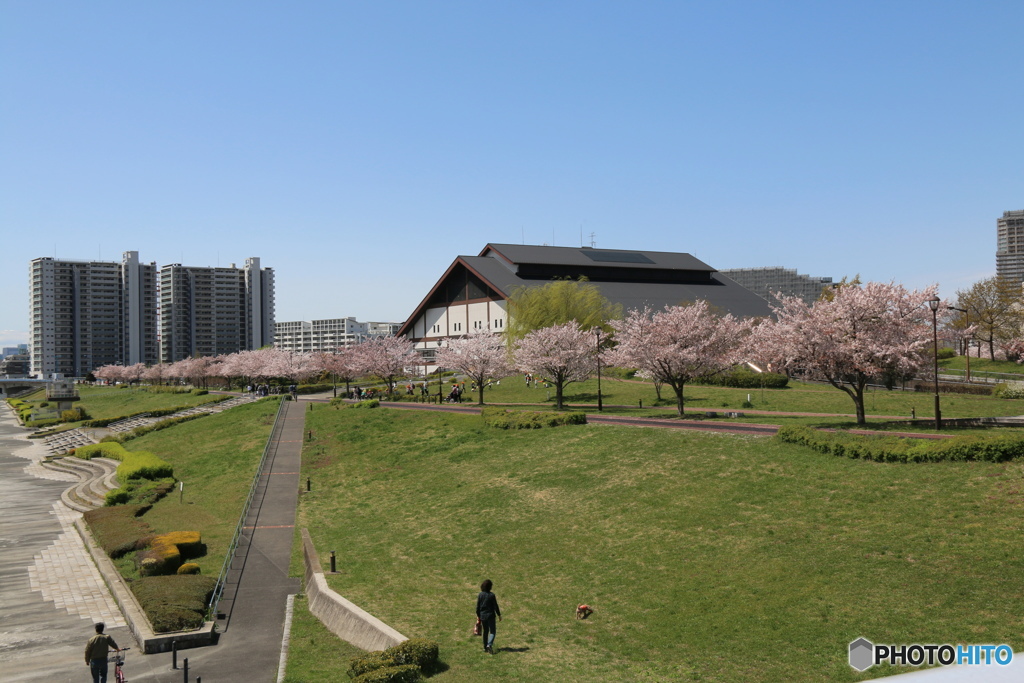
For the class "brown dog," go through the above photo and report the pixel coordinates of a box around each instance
[575,604,593,620]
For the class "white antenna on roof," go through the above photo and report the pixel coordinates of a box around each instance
[589,232,597,248]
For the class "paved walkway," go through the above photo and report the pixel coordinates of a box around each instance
[175,398,304,681]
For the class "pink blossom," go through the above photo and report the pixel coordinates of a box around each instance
[514,322,596,409]
[435,330,513,405]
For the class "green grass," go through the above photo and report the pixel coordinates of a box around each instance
[453,376,1024,426]
[17,385,225,423]
[118,398,281,575]
[282,595,366,682]
[940,355,1024,378]
[293,406,1024,682]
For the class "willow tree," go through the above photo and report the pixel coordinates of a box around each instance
[505,278,621,343]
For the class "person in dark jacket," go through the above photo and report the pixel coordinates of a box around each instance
[476,579,502,654]
[84,622,119,683]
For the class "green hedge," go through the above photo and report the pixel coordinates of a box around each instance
[83,504,153,558]
[776,425,1024,463]
[76,442,174,481]
[482,407,587,429]
[693,367,789,389]
[348,638,439,681]
[132,575,217,632]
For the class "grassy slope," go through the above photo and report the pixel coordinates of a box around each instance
[123,398,281,575]
[293,406,1024,682]
[22,385,225,422]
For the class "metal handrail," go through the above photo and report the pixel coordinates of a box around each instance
[206,397,287,620]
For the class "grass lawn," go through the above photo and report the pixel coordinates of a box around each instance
[116,398,281,576]
[282,595,366,682]
[940,355,1024,379]
[19,384,226,423]
[446,376,1024,426]
[292,405,1024,682]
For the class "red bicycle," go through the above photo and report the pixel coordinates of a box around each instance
[108,647,130,683]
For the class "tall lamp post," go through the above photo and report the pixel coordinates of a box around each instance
[929,296,942,430]
[594,328,603,412]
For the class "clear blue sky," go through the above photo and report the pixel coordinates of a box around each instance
[2,1,1021,348]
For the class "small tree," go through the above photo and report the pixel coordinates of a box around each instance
[607,302,752,416]
[505,278,621,343]
[514,322,596,409]
[435,330,513,405]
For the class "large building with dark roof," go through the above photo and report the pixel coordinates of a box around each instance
[398,243,773,368]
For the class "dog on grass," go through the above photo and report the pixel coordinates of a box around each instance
[575,604,593,620]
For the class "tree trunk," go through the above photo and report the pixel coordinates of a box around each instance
[478,376,485,405]
[673,383,685,416]
[654,380,663,401]
[853,383,866,425]
[555,381,564,409]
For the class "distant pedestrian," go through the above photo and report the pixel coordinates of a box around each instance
[84,622,119,683]
[476,579,502,654]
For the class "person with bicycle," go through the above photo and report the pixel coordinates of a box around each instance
[84,622,120,683]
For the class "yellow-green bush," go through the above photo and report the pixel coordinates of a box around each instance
[76,442,173,481]
[177,562,201,575]
[137,531,203,577]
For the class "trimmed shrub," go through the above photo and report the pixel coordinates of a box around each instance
[105,477,176,507]
[994,383,1024,399]
[105,489,131,506]
[132,575,217,632]
[177,562,201,575]
[83,504,152,558]
[776,425,1024,463]
[937,347,957,359]
[602,367,637,379]
[388,639,439,669]
[77,442,174,481]
[136,531,203,576]
[80,396,230,427]
[482,407,587,429]
[349,651,397,678]
[27,418,61,428]
[352,399,380,409]
[329,397,347,407]
[353,665,422,683]
[103,413,210,444]
[909,381,993,396]
[190,388,208,396]
[295,383,334,394]
[61,408,84,422]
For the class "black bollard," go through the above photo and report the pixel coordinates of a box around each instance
[330,550,336,573]
[309,402,312,411]
[183,657,188,683]
[197,678,201,683]
[172,640,178,669]
[639,399,643,409]
[306,477,311,492]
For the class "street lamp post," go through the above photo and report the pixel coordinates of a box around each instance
[929,296,942,430]
[594,329,603,412]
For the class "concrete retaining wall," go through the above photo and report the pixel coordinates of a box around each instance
[301,528,407,652]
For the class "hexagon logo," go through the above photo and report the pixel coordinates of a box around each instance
[849,637,875,671]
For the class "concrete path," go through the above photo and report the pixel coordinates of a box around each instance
[0,398,307,682]
[173,398,304,682]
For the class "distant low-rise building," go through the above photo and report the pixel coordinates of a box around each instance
[274,318,402,353]
[718,266,833,306]
[0,353,31,377]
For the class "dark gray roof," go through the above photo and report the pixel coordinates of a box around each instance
[462,253,773,319]
[480,244,715,273]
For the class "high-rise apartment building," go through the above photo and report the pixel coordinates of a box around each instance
[996,210,1024,282]
[718,266,833,306]
[29,251,158,377]
[160,258,275,363]
[274,317,401,353]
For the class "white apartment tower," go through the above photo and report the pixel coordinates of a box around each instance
[996,210,1024,282]
[160,258,275,363]
[29,251,158,377]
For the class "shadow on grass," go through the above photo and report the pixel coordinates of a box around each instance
[497,646,530,654]
[423,660,451,676]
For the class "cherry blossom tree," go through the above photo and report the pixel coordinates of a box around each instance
[607,302,753,416]
[514,321,596,409]
[93,364,123,384]
[122,362,147,387]
[313,348,367,396]
[355,336,417,399]
[142,363,167,386]
[751,281,942,425]
[435,330,513,405]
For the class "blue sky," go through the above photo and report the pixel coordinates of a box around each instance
[2,1,1021,347]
